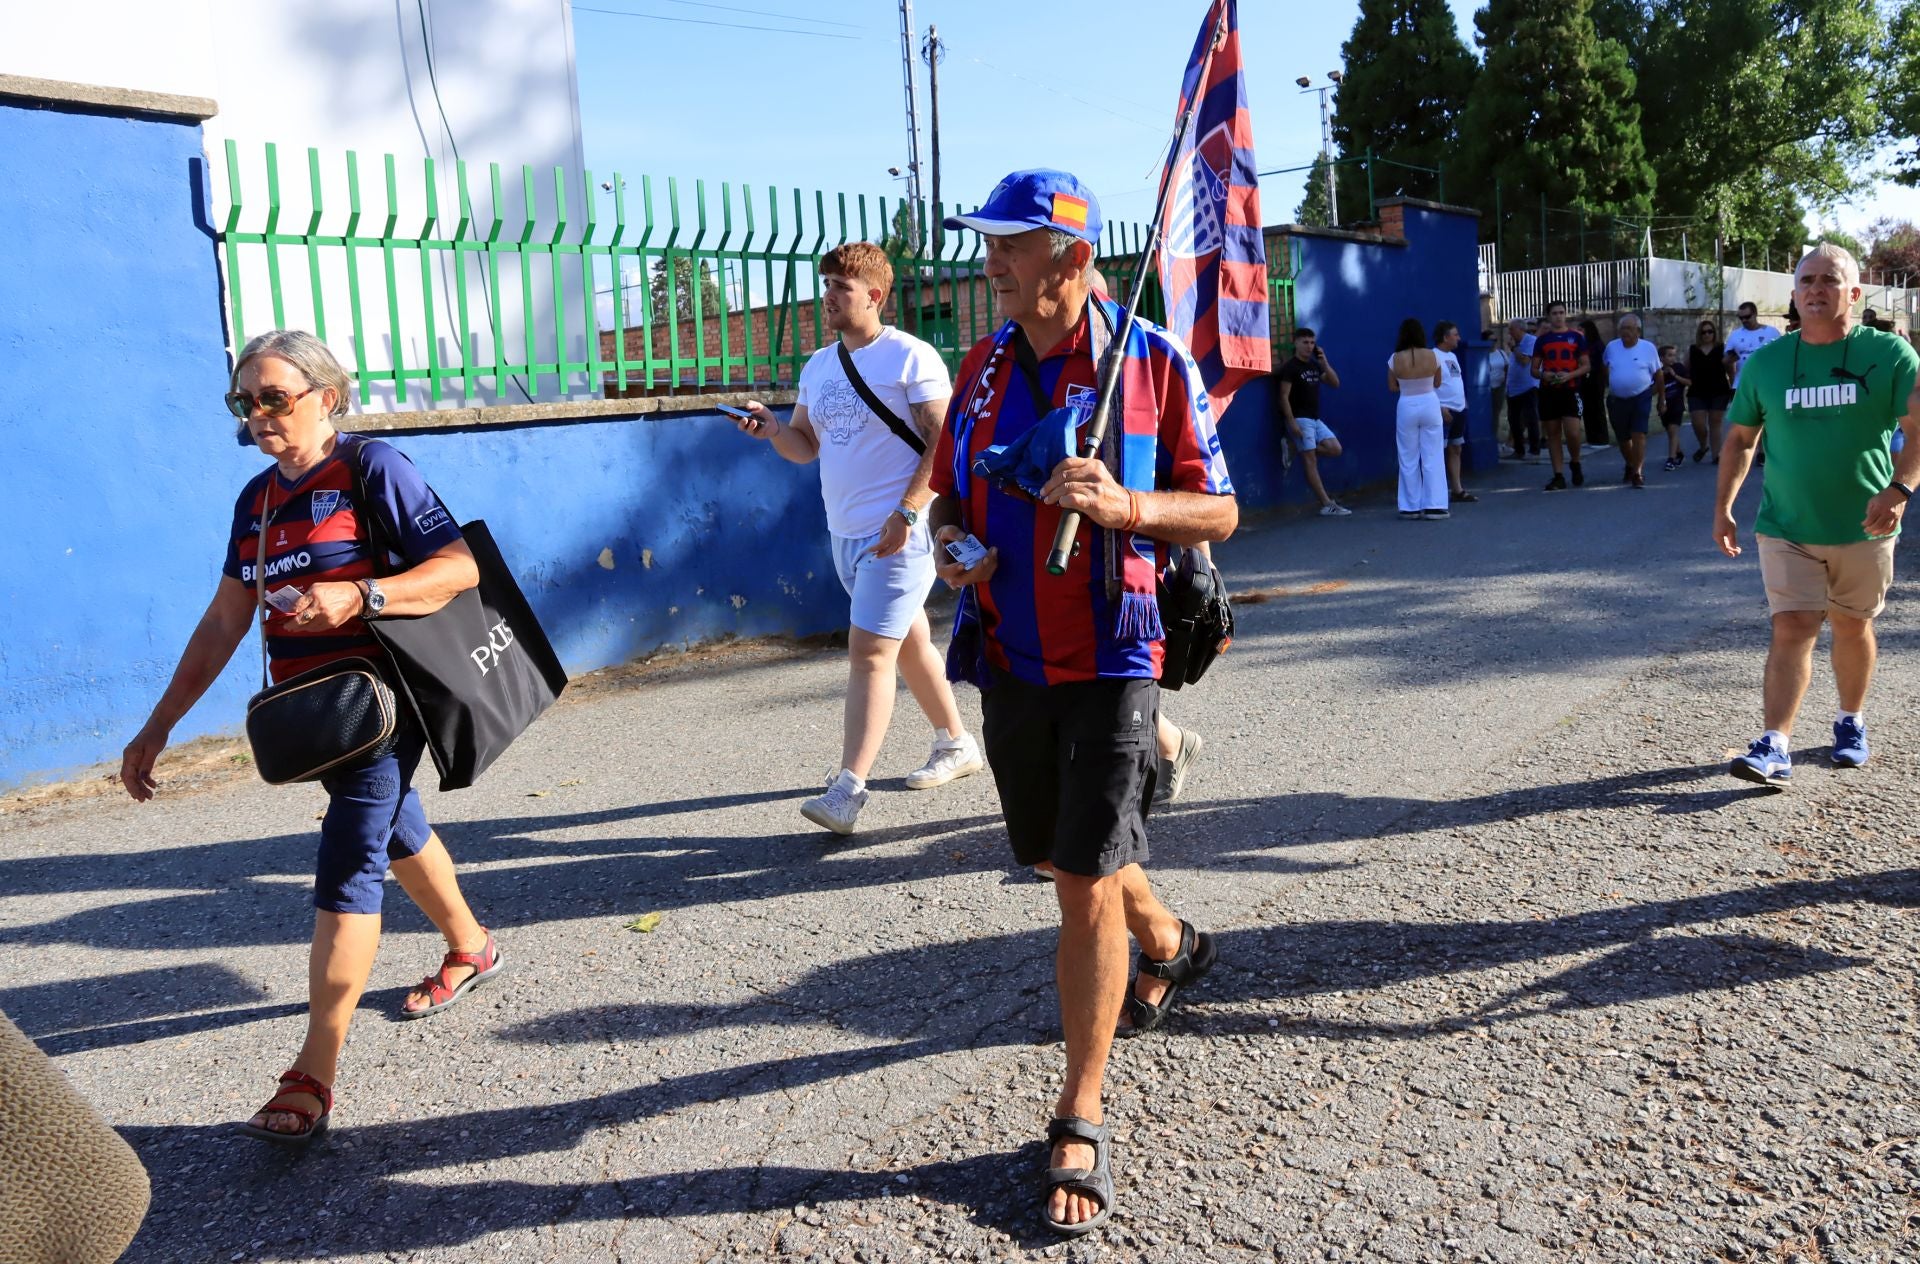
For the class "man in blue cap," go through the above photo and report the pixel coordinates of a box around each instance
[928,169,1238,1236]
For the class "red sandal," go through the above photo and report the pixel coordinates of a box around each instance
[236,1068,333,1146]
[398,929,505,1020]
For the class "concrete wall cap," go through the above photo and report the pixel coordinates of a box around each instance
[1373,196,1481,218]
[348,387,801,433]
[0,74,218,121]
[1266,223,1409,246]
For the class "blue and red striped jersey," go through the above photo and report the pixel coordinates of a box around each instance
[931,307,1233,686]
[222,434,463,682]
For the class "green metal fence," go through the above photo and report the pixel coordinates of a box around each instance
[215,141,1294,405]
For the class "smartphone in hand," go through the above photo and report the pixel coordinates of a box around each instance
[717,404,753,421]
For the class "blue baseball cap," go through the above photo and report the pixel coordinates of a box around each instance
[943,169,1102,245]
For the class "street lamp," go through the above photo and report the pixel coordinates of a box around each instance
[1299,71,1342,227]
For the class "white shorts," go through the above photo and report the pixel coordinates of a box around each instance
[831,522,937,640]
[1295,417,1337,449]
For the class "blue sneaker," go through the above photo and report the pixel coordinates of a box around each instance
[1832,718,1870,768]
[1729,737,1792,786]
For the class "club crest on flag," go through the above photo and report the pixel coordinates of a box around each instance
[1164,126,1232,260]
[310,489,342,525]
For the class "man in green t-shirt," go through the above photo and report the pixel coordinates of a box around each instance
[1714,242,1920,785]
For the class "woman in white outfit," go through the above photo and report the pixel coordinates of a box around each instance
[1388,318,1448,519]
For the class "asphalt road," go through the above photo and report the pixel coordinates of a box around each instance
[5,449,1918,1263]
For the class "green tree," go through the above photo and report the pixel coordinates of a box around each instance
[1460,0,1655,267]
[650,255,724,322]
[1885,2,1920,186]
[1329,0,1475,221]
[1593,0,1882,261]
[1294,155,1335,227]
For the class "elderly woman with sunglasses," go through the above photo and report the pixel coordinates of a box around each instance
[118,330,503,1146]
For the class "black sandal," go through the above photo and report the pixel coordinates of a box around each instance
[1042,1115,1114,1237]
[1119,919,1217,1037]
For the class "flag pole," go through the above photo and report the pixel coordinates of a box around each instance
[1046,0,1232,577]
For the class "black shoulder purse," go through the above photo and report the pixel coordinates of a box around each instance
[243,477,400,785]
[1157,545,1234,692]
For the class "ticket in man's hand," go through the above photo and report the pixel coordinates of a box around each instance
[265,586,305,614]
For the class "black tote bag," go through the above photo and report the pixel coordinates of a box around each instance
[349,441,568,791]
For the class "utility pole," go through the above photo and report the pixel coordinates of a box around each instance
[922,25,945,256]
[1295,72,1342,226]
[896,0,925,252]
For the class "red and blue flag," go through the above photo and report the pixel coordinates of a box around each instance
[1156,0,1269,420]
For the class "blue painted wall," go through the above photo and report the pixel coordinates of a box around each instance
[1214,203,1494,508]
[0,101,254,787]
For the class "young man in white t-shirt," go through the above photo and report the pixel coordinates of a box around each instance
[1434,322,1475,503]
[737,242,981,835]
[1724,301,1781,385]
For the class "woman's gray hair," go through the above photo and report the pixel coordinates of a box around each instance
[231,329,352,418]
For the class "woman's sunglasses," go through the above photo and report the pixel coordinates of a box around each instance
[225,386,315,419]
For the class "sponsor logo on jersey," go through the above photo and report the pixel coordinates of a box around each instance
[311,490,342,524]
[414,506,452,534]
[1783,384,1859,411]
[240,551,313,583]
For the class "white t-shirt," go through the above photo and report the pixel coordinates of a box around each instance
[1436,349,1467,410]
[1603,338,1661,397]
[1724,324,1781,384]
[795,326,952,538]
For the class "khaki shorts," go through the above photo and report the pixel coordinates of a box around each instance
[1756,534,1896,620]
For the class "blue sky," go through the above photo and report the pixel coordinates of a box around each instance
[569,0,1915,250]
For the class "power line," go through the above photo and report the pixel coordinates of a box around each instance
[571,3,860,39]
[653,0,865,29]
[964,55,1163,132]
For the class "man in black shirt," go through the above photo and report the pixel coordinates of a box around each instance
[1273,326,1348,515]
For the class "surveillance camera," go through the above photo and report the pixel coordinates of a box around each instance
[1295,76,1311,88]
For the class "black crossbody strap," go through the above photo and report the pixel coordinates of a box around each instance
[1008,326,1053,418]
[836,340,926,456]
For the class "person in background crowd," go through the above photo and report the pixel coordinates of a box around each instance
[1485,328,1509,456]
[119,329,495,1148]
[1659,343,1691,471]
[1716,243,1920,785]
[1435,321,1476,504]
[1532,302,1589,489]
[933,169,1235,1236]
[1725,301,1780,385]
[1505,318,1540,459]
[1390,318,1448,519]
[1688,317,1732,463]
[1272,326,1349,516]
[1579,318,1613,464]
[1603,314,1662,488]
[737,243,978,836]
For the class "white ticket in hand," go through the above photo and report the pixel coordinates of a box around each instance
[945,534,990,569]
[265,586,305,614]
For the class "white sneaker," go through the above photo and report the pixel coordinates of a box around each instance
[1318,503,1352,517]
[905,729,984,790]
[800,770,868,835]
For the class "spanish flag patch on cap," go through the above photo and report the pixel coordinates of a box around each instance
[1050,193,1090,229]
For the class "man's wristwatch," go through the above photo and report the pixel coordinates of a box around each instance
[1892,481,1915,502]
[359,577,388,618]
[893,502,920,527]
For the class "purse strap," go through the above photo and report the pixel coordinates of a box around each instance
[255,478,274,690]
[836,340,926,456]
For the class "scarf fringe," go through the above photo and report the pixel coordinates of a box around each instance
[1116,589,1164,642]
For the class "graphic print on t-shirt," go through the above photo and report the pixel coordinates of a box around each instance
[809,377,873,447]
